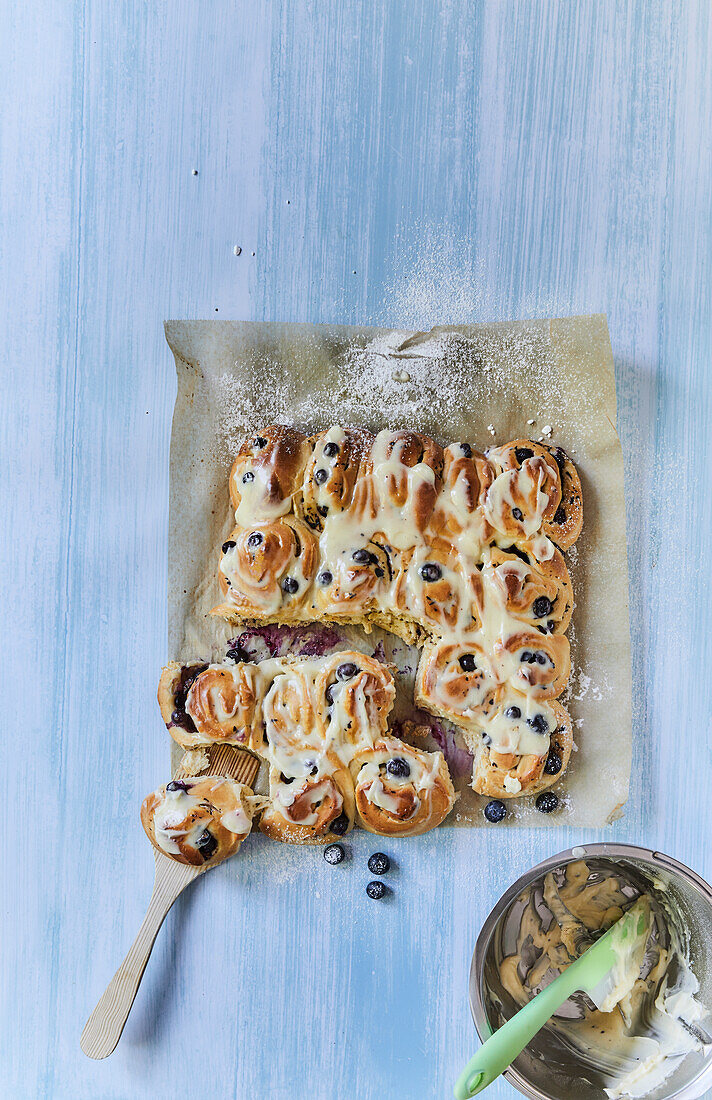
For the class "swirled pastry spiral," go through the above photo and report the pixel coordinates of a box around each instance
[414,638,499,729]
[141,776,254,866]
[216,518,317,620]
[259,763,355,844]
[314,536,394,620]
[260,662,324,776]
[428,442,493,550]
[470,697,573,799]
[494,629,570,700]
[486,440,583,549]
[314,652,395,754]
[478,542,573,635]
[300,426,374,532]
[350,738,456,836]
[395,538,481,634]
[229,425,311,525]
[355,429,443,544]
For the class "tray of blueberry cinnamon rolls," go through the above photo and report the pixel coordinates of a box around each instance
[149,414,585,853]
[148,317,632,860]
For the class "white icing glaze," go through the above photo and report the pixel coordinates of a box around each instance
[150,779,251,856]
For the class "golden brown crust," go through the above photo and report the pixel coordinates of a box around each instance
[471,700,573,798]
[349,738,456,836]
[229,425,310,517]
[141,776,254,865]
[258,763,355,844]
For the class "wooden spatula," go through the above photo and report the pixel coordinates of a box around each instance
[80,745,260,1060]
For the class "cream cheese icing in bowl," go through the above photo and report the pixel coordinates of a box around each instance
[469,845,712,1100]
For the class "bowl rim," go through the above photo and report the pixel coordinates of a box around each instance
[469,842,712,1100]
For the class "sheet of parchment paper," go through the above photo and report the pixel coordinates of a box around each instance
[163,316,631,828]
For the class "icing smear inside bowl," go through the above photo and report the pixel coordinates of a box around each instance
[497,860,710,1098]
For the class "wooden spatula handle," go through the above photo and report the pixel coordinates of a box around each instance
[80,853,202,1059]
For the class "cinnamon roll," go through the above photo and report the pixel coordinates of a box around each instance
[429,442,493,550]
[494,629,570,700]
[314,652,396,755]
[258,662,325,773]
[157,661,263,750]
[395,539,481,635]
[259,763,355,844]
[216,518,317,619]
[300,426,373,532]
[229,425,310,524]
[486,439,583,549]
[471,698,573,798]
[314,535,394,619]
[157,660,210,746]
[478,542,573,634]
[543,444,584,549]
[141,776,254,866]
[350,738,456,836]
[353,429,443,546]
[415,638,498,728]
[482,451,562,542]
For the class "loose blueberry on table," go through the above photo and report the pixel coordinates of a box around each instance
[535,792,559,813]
[366,880,387,900]
[367,852,390,875]
[323,844,344,865]
[484,799,507,823]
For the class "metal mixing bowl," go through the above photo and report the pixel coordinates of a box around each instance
[469,844,712,1100]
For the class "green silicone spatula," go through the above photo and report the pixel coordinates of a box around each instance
[454,897,652,1099]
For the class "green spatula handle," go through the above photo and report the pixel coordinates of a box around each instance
[453,941,615,1099]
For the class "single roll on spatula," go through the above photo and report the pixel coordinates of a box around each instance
[80,745,260,1060]
[454,897,653,1098]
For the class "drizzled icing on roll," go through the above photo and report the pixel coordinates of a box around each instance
[141,776,254,866]
[210,425,583,801]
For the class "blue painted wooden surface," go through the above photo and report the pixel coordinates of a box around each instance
[3,2,712,1097]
